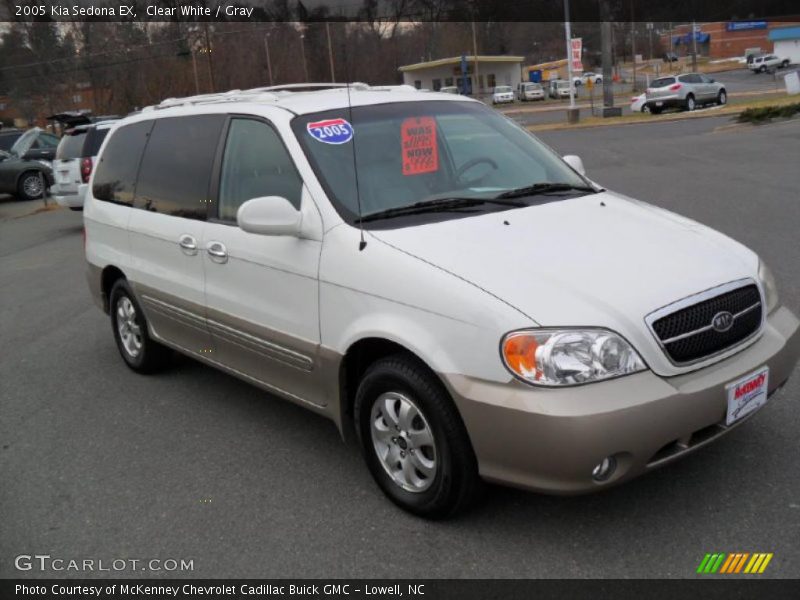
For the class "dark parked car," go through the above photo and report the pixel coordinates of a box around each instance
[663,52,679,62]
[0,128,59,200]
[0,129,24,152]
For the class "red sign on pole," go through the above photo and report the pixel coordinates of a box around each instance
[570,37,583,72]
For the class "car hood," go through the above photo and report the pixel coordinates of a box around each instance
[369,191,759,375]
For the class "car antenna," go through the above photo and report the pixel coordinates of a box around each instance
[344,49,366,251]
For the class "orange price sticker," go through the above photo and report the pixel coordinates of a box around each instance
[401,117,438,176]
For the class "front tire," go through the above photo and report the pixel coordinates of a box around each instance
[717,90,727,105]
[354,355,481,518]
[109,279,171,373]
[17,171,45,201]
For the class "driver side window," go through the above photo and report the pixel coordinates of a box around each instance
[218,118,302,222]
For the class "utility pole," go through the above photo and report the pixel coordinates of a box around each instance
[692,20,699,71]
[326,22,336,83]
[631,19,637,92]
[191,50,200,94]
[299,32,309,82]
[264,33,274,86]
[563,0,576,115]
[471,21,480,99]
[600,0,619,116]
[203,22,215,93]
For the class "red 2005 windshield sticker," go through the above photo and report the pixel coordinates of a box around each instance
[401,117,438,175]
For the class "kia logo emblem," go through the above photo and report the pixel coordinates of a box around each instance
[712,311,734,332]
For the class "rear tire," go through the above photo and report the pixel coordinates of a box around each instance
[685,94,696,111]
[109,279,172,373]
[781,60,789,68]
[354,354,481,518]
[651,106,663,115]
[759,65,767,73]
[17,171,45,201]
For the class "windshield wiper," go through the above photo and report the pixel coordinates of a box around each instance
[494,182,597,200]
[355,197,526,223]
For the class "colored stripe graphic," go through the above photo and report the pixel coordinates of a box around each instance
[700,552,773,574]
[719,554,736,573]
[758,554,774,573]
[735,553,749,573]
[697,554,712,573]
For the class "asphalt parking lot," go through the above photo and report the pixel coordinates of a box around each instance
[1,115,799,579]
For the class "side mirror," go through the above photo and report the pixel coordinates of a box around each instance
[237,196,301,237]
[562,154,586,176]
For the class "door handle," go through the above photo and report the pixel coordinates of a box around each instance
[178,234,198,255]
[206,241,228,264]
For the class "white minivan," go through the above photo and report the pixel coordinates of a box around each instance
[85,85,800,518]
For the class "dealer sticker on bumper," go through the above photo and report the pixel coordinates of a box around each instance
[726,366,769,426]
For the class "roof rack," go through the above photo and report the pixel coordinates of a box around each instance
[141,82,419,112]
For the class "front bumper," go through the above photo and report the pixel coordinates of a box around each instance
[443,306,800,494]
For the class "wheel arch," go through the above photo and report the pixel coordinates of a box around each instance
[100,265,127,313]
[336,336,449,445]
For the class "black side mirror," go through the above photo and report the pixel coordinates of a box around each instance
[23,148,56,161]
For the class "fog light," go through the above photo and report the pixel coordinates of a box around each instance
[592,456,617,482]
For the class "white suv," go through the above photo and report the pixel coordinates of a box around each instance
[52,120,117,210]
[749,54,791,73]
[85,84,800,517]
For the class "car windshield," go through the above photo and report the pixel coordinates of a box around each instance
[56,130,87,159]
[9,128,42,157]
[651,77,676,88]
[495,86,512,92]
[292,100,589,224]
[556,81,570,88]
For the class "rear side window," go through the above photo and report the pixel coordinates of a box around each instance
[83,127,111,157]
[651,77,676,88]
[134,115,226,220]
[55,131,87,160]
[93,120,153,206]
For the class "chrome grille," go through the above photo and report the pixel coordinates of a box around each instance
[648,281,763,365]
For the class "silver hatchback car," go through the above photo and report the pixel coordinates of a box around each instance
[645,73,727,114]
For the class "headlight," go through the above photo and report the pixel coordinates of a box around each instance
[758,261,779,314]
[501,329,646,386]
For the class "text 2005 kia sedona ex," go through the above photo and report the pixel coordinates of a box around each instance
[84,85,800,517]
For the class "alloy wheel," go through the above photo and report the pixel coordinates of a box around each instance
[370,391,437,493]
[22,174,43,199]
[116,296,143,358]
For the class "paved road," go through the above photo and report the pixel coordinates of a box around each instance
[504,67,794,126]
[2,117,799,579]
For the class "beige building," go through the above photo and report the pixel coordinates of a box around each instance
[399,56,524,97]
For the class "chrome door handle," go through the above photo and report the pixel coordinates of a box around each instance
[178,234,198,255]
[206,241,228,264]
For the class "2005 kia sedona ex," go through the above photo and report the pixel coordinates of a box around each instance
[85,84,800,517]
